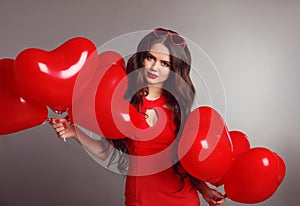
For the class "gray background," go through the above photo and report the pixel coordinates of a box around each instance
[0,0,299,205]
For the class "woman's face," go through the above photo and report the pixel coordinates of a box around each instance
[143,43,171,88]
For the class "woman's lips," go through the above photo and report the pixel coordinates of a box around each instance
[147,72,158,79]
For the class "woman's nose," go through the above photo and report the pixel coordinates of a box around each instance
[150,61,159,71]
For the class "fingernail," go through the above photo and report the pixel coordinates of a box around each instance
[62,122,67,129]
[210,199,216,204]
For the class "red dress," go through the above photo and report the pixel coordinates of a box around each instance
[124,96,200,206]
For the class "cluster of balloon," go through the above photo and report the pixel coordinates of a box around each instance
[0,37,98,136]
[0,59,48,135]
[178,106,286,204]
[1,35,286,204]
[14,37,98,115]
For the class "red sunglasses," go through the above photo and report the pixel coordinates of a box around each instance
[153,28,186,48]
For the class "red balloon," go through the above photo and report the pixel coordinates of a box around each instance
[0,59,48,135]
[178,106,233,183]
[70,54,106,133]
[224,147,283,204]
[94,63,138,139]
[229,130,251,158]
[71,51,137,138]
[210,130,251,187]
[14,37,97,114]
[274,152,286,185]
[98,51,125,69]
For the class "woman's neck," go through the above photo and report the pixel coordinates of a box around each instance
[146,85,163,100]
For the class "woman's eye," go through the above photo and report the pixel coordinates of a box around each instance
[146,55,154,61]
[161,61,170,67]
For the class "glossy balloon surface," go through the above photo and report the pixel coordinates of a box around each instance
[178,106,233,183]
[224,147,284,204]
[0,59,48,135]
[14,37,97,113]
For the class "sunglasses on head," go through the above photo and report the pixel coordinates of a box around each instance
[153,28,186,48]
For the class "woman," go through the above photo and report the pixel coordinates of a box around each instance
[51,28,225,206]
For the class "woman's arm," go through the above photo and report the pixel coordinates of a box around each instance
[50,118,113,161]
[197,181,225,206]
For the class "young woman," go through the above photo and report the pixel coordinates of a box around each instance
[50,28,225,206]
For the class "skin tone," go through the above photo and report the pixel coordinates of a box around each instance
[143,43,171,98]
[50,43,225,206]
[143,43,171,127]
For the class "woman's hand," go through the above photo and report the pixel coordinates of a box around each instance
[196,181,225,206]
[49,118,113,160]
[49,118,77,141]
[201,187,225,206]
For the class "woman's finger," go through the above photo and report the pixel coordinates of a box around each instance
[62,121,67,129]
[58,130,65,137]
[55,126,65,133]
[51,120,67,129]
[52,123,62,129]
[58,130,65,135]
[210,199,217,205]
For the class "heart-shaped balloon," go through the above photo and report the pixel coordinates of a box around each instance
[273,152,286,185]
[178,106,233,183]
[210,130,251,186]
[229,130,251,158]
[224,147,284,204]
[14,37,97,114]
[97,50,125,69]
[0,58,48,135]
[95,63,139,139]
[71,51,138,139]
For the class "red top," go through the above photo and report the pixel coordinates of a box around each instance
[124,95,200,206]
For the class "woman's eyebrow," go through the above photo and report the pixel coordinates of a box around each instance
[148,51,170,64]
[147,52,156,59]
[161,59,170,64]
